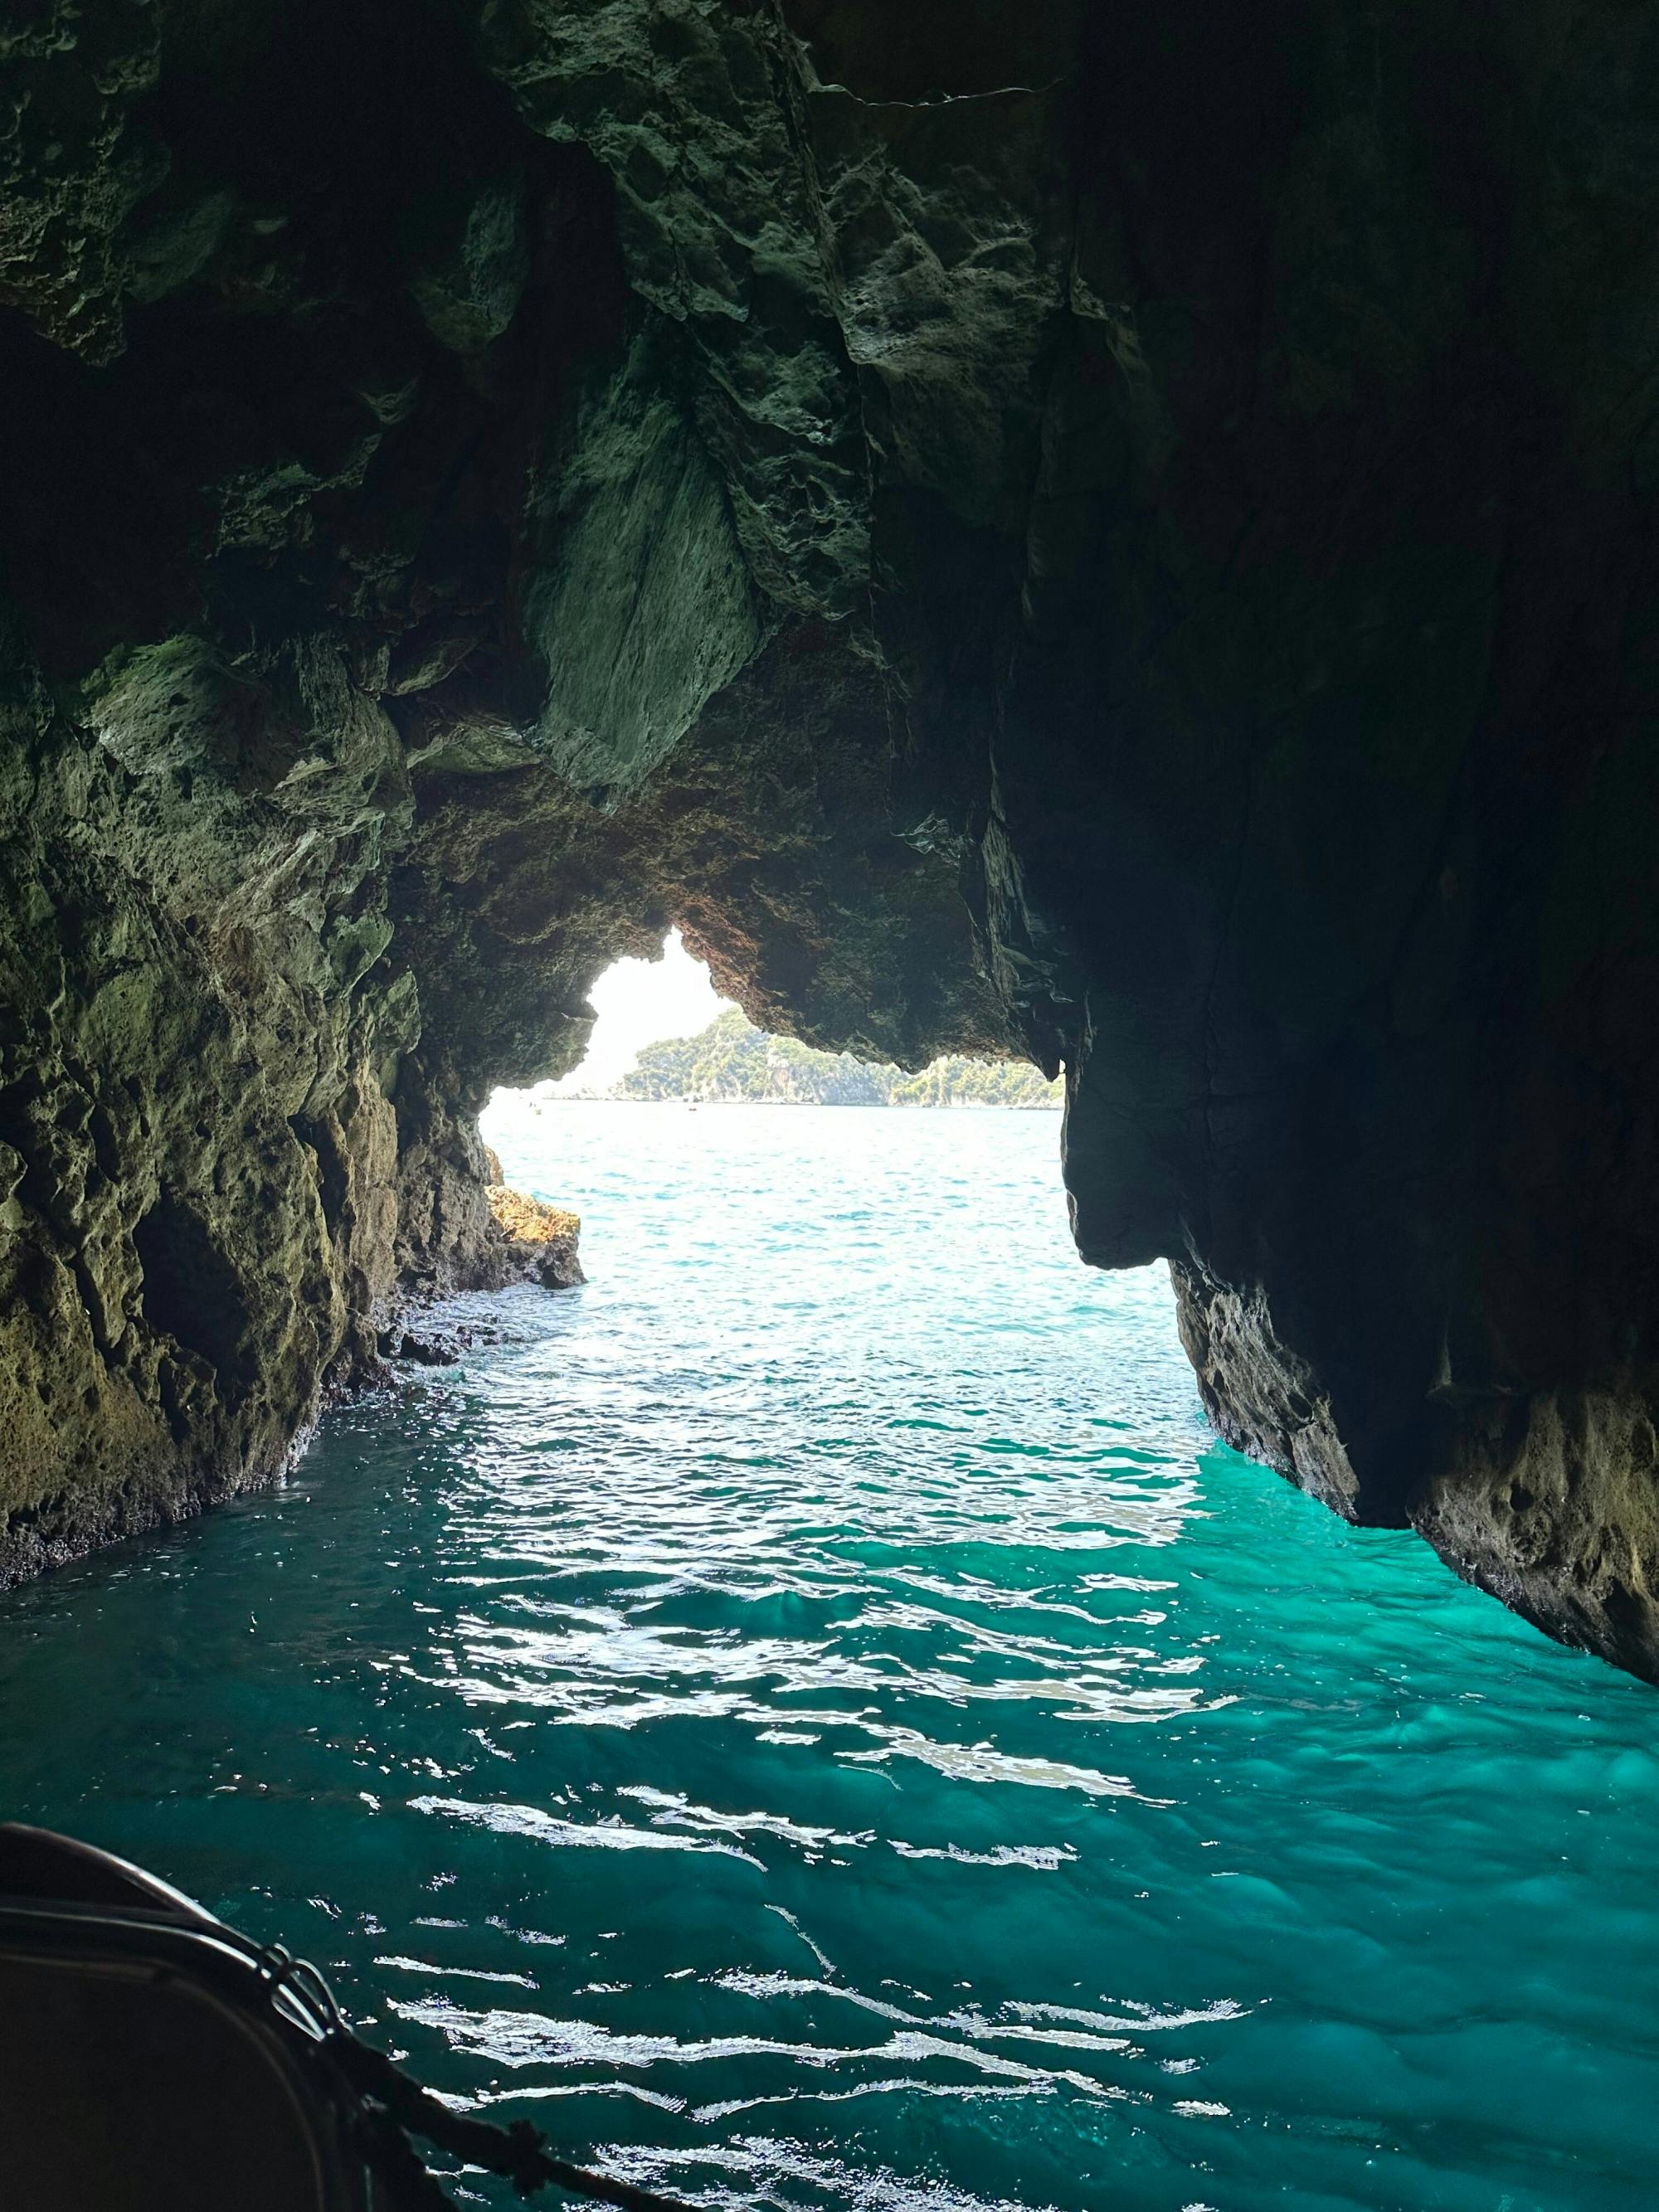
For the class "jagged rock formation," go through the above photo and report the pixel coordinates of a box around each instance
[2,3,1657,1679]
[486,1184,585,1289]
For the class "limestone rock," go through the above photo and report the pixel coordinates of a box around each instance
[488,1186,585,1290]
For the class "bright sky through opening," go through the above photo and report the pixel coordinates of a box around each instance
[539,929,733,1097]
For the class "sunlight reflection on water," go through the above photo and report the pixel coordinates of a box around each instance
[1,1103,1656,2211]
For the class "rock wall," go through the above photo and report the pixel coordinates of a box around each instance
[2,2,1658,1679]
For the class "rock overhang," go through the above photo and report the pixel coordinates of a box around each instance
[0,2,1657,1679]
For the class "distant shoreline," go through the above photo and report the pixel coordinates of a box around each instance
[536,1096,1061,1110]
[594,1006,1063,1110]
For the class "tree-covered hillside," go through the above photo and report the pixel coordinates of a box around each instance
[612,1009,1061,1106]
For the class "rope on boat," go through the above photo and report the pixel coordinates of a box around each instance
[255,1943,701,2212]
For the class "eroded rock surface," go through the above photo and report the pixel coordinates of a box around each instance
[2,2,1658,1678]
[488,1186,585,1291]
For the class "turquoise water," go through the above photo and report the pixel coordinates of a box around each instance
[1,1101,1655,2211]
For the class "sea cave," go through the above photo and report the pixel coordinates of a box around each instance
[1,3,1657,2207]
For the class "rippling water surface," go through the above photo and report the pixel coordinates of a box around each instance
[2,1102,1657,2211]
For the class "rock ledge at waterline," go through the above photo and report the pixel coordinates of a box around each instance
[486,1186,586,1293]
[2,6,1659,1678]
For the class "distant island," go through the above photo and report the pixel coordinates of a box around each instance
[601,1008,1062,1107]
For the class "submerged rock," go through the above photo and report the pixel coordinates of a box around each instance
[1,4,1657,1678]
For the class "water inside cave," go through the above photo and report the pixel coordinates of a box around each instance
[1,1096,1655,2210]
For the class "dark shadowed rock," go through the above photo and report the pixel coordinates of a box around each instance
[0,2,1657,1680]
[387,1328,467,1369]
